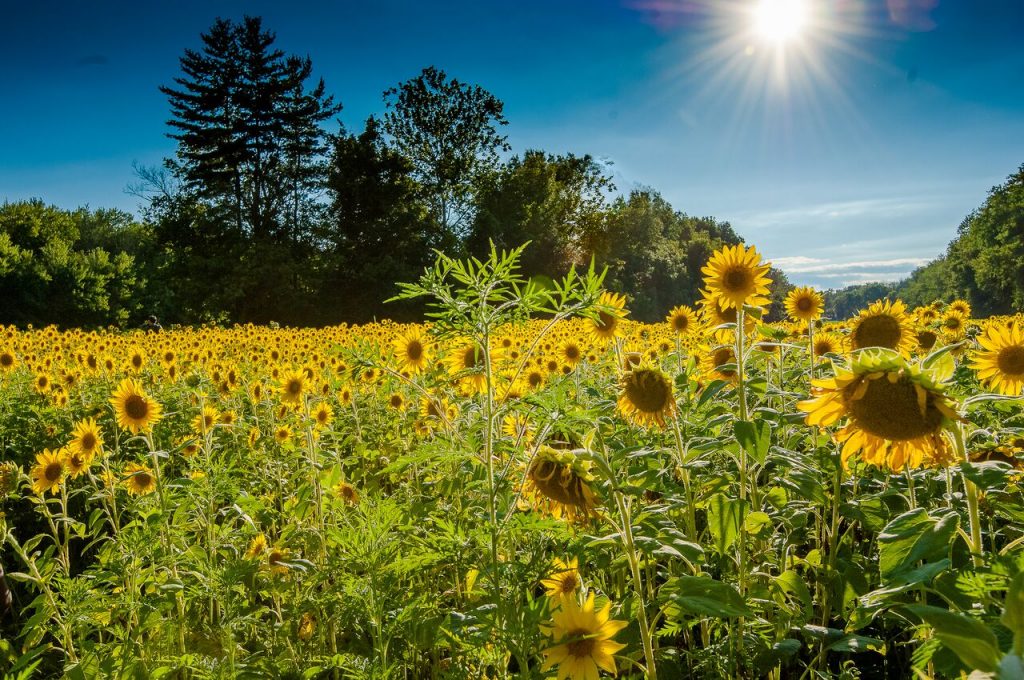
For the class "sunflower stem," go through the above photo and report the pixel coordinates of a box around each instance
[610,475,658,679]
[953,422,984,567]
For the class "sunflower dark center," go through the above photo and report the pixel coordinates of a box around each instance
[0,354,12,367]
[134,472,153,488]
[847,375,943,441]
[624,369,671,413]
[853,314,902,350]
[528,371,544,388]
[723,267,752,292]
[673,315,689,331]
[406,340,423,361]
[529,459,592,509]
[566,631,597,659]
[814,340,835,356]
[796,296,814,312]
[132,356,143,368]
[917,330,937,350]
[124,394,149,420]
[463,347,481,369]
[564,345,580,361]
[390,395,403,408]
[556,573,577,594]
[713,348,736,377]
[997,346,1024,376]
[286,379,302,395]
[81,433,96,450]
[44,462,63,482]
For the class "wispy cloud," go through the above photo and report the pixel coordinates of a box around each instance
[770,256,931,274]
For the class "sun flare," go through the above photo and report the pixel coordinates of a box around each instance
[753,0,808,43]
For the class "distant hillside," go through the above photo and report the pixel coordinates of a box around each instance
[825,163,1024,319]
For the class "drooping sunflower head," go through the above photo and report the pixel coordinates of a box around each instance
[785,286,824,324]
[617,364,675,427]
[520,446,599,523]
[588,292,629,342]
[334,480,359,505]
[970,322,1024,396]
[110,378,163,435]
[798,349,960,470]
[848,299,914,355]
[665,305,699,337]
[700,243,772,311]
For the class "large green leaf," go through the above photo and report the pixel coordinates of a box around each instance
[907,604,1001,673]
[706,494,747,554]
[734,419,771,465]
[878,509,959,583]
[665,575,752,618]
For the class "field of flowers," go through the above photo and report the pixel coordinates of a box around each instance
[2,244,1024,679]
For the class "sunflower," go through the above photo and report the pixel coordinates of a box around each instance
[940,309,969,341]
[192,405,220,435]
[312,402,334,428]
[559,339,585,367]
[279,369,307,405]
[110,378,163,434]
[393,326,431,374]
[915,328,939,352]
[298,612,317,642]
[334,480,359,505]
[541,591,627,680]
[617,365,675,427]
[245,533,269,560]
[948,299,972,317]
[665,305,699,338]
[63,447,91,479]
[848,299,915,354]
[785,287,824,324]
[812,332,844,361]
[798,349,959,470]
[267,546,291,576]
[520,447,599,523]
[123,462,157,496]
[274,424,292,445]
[541,557,581,601]
[700,243,772,310]
[700,345,738,383]
[446,342,488,394]
[970,323,1024,396]
[30,448,65,495]
[68,417,103,463]
[0,349,17,372]
[588,292,629,342]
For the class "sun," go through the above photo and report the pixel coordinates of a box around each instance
[753,0,808,43]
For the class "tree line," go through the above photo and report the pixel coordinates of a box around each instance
[4,15,787,328]
[825,164,1024,319]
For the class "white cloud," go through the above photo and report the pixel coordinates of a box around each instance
[770,256,931,274]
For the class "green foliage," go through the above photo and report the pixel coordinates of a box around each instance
[0,201,146,326]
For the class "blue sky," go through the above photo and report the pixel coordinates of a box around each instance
[2,0,1022,288]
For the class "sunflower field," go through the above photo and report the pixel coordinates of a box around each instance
[2,243,1024,679]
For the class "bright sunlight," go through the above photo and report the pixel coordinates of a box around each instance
[753,0,808,43]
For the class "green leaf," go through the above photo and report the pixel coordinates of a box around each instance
[907,604,1001,673]
[878,509,959,583]
[665,575,752,618]
[734,419,771,465]
[1003,572,1024,654]
[921,345,957,382]
[706,494,747,554]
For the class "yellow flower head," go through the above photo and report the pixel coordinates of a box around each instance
[541,591,627,680]
[700,243,772,311]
